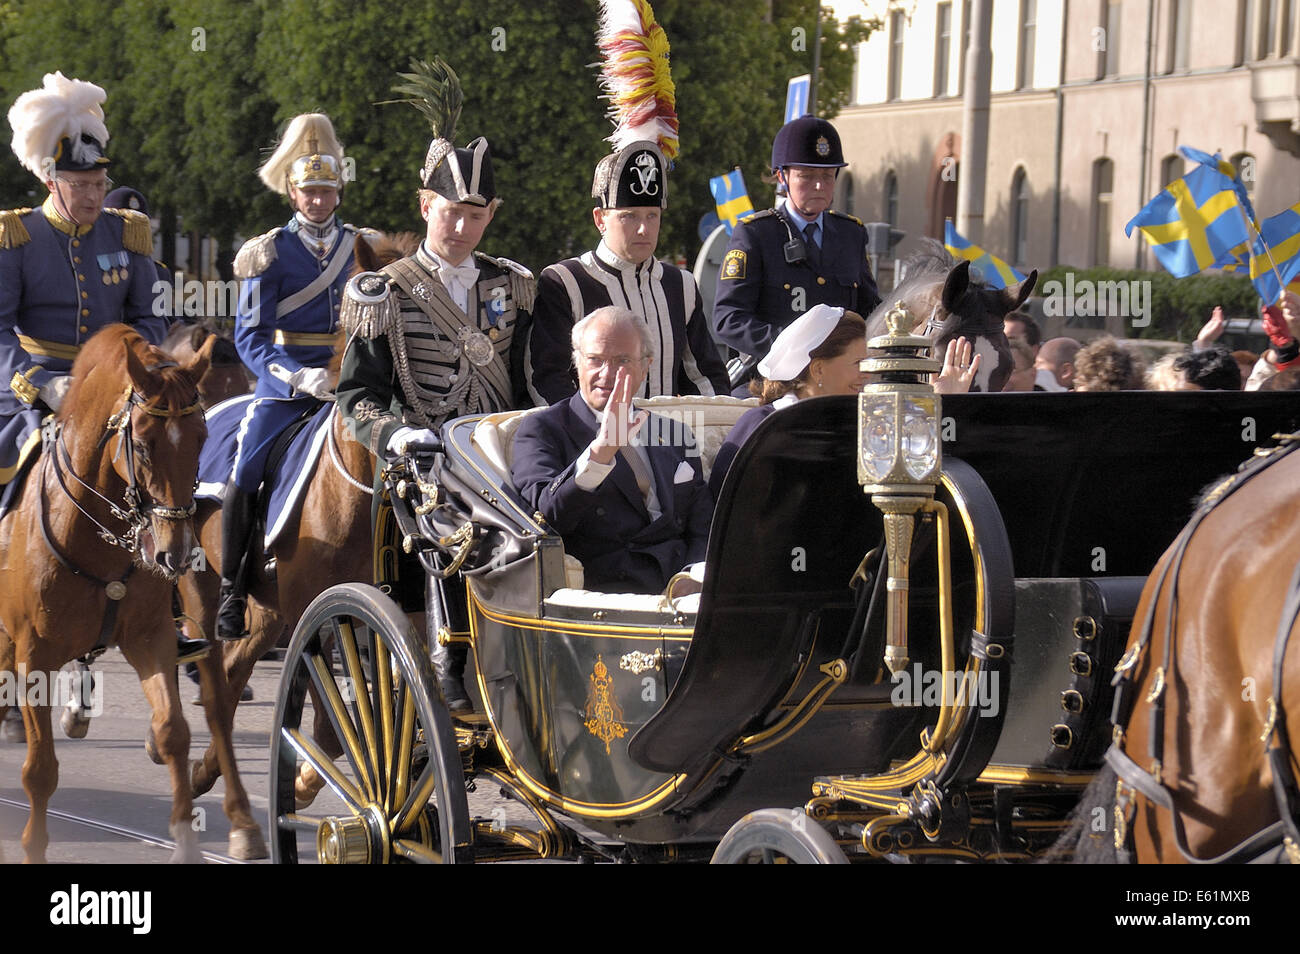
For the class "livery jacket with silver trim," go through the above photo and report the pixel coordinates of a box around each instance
[337,244,535,457]
[234,217,359,400]
[711,207,881,360]
[525,242,729,406]
[0,199,168,482]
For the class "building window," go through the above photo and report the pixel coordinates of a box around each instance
[1264,0,1280,56]
[1159,153,1184,188]
[1238,0,1258,64]
[1018,0,1037,89]
[1284,0,1295,55]
[1092,158,1113,267]
[1230,151,1257,209]
[840,172,856,216]
[1104,1,1122,78]
[935,2,952,96]
[884,170,899,227]
[1167,0,1191,72]
[888,10,905,101]
[1011,168,1030,267]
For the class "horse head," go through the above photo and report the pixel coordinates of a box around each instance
[64,326,213,579]
[868,240,1037,392]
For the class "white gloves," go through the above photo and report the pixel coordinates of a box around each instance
[286,366,335,401]
[386,426,439,457]
[38,375,71,411]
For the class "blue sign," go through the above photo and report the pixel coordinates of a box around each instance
[785,74,810,124]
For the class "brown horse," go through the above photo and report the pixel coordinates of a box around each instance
[866,240,1036,393]
[1055,436,1300,864]
[0,326,260,862]
[178,231,417,805]
[160,318,253,409]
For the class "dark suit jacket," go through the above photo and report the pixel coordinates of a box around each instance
[511,393,713,593]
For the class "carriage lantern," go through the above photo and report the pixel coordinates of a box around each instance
[858,301,942,675]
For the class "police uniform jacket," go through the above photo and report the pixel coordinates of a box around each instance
[526,242,728,405]
[711,207,881,360]
[337,243,535,458]
[510,391,713,594]
[0,198,168,483]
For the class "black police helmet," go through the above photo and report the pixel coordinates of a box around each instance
[770,115,847,170]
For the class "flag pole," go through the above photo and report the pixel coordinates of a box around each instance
[1236,201,1287,305]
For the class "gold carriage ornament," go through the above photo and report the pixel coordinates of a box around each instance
[857,301,943,676]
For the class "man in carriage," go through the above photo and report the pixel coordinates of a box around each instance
[335,102,534,709]
[214,112,364,642]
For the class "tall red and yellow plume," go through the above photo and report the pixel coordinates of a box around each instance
[596,0,679,161]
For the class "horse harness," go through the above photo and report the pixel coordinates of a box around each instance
[1107,431,1300,864]
[36,378,202,657]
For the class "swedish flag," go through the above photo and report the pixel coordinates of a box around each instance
[943,221,1026,290]
[1244,201,1300,304]
[1125,147,1253,278]
[710,170,756,234]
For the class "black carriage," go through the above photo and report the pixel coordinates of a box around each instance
[268,364,1300,863]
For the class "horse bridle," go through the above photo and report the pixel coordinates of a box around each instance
[47,378,203,554]
[1107,431,1300,864]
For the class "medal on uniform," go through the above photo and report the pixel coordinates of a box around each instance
[102,272,111,285]
[458,327,494,366]
[112,268,120,284]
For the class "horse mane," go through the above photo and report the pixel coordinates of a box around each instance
[866,239,960,333]
[63,324,200,421]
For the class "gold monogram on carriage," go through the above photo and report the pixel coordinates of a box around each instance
[583,655,627,755]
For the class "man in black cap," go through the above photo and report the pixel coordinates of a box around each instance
[712,115,880,393]
[336,126,533,712]
[524,140,728,405]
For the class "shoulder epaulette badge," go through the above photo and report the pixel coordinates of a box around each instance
[828,209,864,227]
[103,207,153,255]
[233,228,282,279]
[0,208,33,249]
[477,252,537,313]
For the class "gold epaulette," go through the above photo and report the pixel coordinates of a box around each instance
[103,207,153,255]
[340,271,399,338]
[0,209,33,249]
[478,252,537,313]
[233,228,281,279]
[828,209,864,227]
[740,209,778,225]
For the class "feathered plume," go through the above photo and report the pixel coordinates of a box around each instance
[595,0,679,161]
[258,113,344,194]
[383,57,463,143]
[8,72,109,178]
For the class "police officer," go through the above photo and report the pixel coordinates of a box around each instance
[216,113,362,641]
[712,115,881,393]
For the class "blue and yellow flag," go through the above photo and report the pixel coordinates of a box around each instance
[1243,201,1300,304]
[710,169,756,234]
[1125,148,1253,278]
[943,221,1026,290]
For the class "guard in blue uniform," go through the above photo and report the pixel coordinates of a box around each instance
[217,113,363,641]
[0,72,169,490]
[712,115,880,393]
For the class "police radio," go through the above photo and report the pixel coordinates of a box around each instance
[780,212,809,266]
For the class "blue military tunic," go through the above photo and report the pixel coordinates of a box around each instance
[711,207,881,364]
[0,197,168,483]
[229,215,359,492]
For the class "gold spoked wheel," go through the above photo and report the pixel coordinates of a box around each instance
[270,583,472,863]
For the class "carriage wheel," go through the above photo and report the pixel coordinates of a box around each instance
[710,809,850,864]
[269,583,472,863]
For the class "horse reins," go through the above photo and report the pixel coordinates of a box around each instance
[1107,431,1300,864]
[35,380,203,655]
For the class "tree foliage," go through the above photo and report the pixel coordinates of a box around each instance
[0,0,877,276]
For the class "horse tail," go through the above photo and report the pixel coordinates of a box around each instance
[1041,764,1126,864]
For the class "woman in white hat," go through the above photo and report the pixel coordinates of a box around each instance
[709,304,980,498]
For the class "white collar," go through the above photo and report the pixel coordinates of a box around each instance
[595,240,655,273]
[422,242,475,272]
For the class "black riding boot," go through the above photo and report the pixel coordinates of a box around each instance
[217,482,257,641]
[432,640,470,712]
